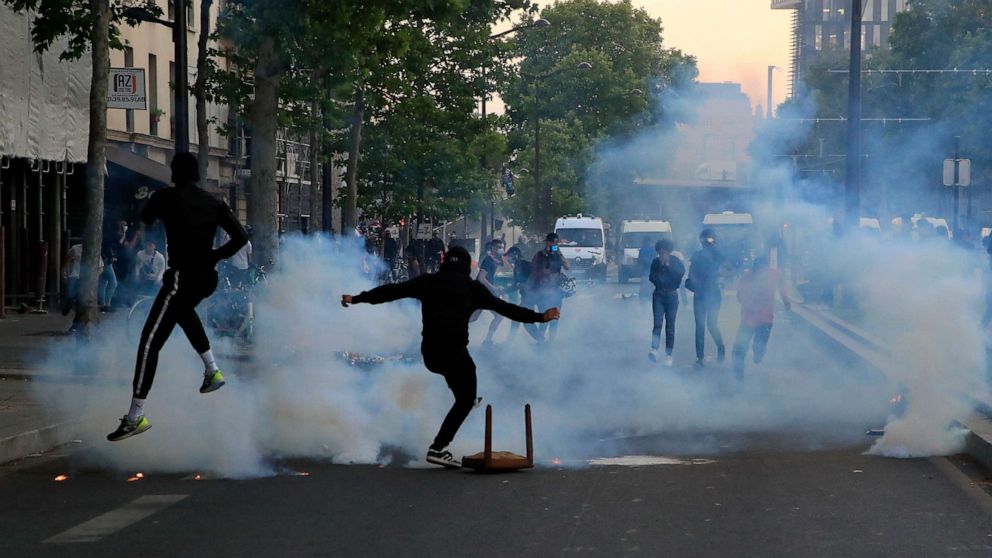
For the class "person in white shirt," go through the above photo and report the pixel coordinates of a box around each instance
[217,228,252,287]
[135,240,166,295]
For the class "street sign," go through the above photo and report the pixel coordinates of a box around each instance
[943,158,971,187]
[108,68,147,110]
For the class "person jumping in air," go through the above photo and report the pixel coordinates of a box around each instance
[107,153,248,442]
[341,246,560,468]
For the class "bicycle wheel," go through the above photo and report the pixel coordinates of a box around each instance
[126,296,154,342]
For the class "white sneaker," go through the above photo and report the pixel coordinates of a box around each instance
[648,350,658,362]
[426,447,461,468]
[665,355,674,367]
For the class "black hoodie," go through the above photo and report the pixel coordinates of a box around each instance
[352,270,544,349]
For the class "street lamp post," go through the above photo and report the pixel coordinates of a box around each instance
[526,61,592,233]
[479,18,550,242]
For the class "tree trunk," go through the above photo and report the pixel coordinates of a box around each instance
[342,85,364,234]
[308,99,321,233]
[194,0,214,184]
[77,0,111,332]
[248,37,282,267]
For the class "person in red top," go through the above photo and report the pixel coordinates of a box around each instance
[732,257,791,382]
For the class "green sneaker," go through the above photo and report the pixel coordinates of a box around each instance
[199,370,226,394]
[107,415,151,442]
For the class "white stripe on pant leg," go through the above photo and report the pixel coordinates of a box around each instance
[135,270,180,393]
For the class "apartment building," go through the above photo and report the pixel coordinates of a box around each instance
[772,0,909,97]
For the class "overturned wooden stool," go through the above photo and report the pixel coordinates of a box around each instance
[462,404,534,471]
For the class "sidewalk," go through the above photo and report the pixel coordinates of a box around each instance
[0,311,81,464]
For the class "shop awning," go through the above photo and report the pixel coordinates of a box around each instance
[106,144,171,186]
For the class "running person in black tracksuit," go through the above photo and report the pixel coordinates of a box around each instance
[108,153,248,441]
[341,246,559,468]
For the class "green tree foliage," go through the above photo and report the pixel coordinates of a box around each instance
[501,0,696,232]
[774,0,992,217]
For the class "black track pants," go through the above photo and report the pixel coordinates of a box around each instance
[133,268,218,398]
[423,345,477,451]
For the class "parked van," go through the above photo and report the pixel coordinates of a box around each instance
[555,214,607,281]
[617,220,673,283]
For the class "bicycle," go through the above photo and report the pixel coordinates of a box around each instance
[126,264,266,344]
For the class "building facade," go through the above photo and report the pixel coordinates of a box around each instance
[772,0,909,97]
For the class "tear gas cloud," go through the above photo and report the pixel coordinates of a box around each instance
[30,86,988,478]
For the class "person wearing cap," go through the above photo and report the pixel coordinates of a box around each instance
[648,239,685,367]
[687,228,726,368]
[527,232,570,343]
[341,246,560,469]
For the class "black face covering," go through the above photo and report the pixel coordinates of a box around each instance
[440,247,472,276]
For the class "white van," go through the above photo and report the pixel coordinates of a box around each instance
[555,214,607,281]
[617,220,673,283]
[702,211,756,269]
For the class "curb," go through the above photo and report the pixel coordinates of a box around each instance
[0,421,80,465]
[791,303,992,468]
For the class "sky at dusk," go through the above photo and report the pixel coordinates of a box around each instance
[643,0,794,114]
[495,1,795,114]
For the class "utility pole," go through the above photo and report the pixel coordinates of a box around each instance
[767,65,775,120]
[843,0,863,233]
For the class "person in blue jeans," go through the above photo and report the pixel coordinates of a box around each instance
[648,239,685,366]
[687,229,726,368]
[98,242,118,312]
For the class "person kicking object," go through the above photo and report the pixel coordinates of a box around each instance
[342,246,559,468]
[108,153,248,442]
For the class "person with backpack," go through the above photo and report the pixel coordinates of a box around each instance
[686,229,726,369]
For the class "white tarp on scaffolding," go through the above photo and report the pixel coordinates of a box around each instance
[0,6,91,163]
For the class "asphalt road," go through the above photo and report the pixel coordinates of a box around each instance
[3,447,992,557]
[4,279,992,557]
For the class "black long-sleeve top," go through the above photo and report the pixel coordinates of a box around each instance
[352,271,544,348]
[650,255,685,293]
[141,185,248,271]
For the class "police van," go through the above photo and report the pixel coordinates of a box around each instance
[616,220,673,283]
[555,214,607,281]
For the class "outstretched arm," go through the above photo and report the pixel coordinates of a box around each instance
[473,282,557,323]
[342,276,424,307]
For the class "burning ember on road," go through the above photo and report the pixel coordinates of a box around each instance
[552,458,562,466]
[890,394,903,405]
[53,474,68,482]
[126,472,145,482]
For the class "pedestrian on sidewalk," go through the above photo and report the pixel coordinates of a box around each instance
[98,239,118,312]
[687,229,726,368]
[61,241,82,331]
[732,257,791,383]
[135,239,166,296]
[107,153,248,442]
[648,239,685,367]
[341,246,559,468]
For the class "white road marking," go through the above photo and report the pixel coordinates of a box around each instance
[44,494,188,544]
[588,455,716,467]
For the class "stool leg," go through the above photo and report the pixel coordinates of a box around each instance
[525,404,533,466]
[484,405,493,466]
